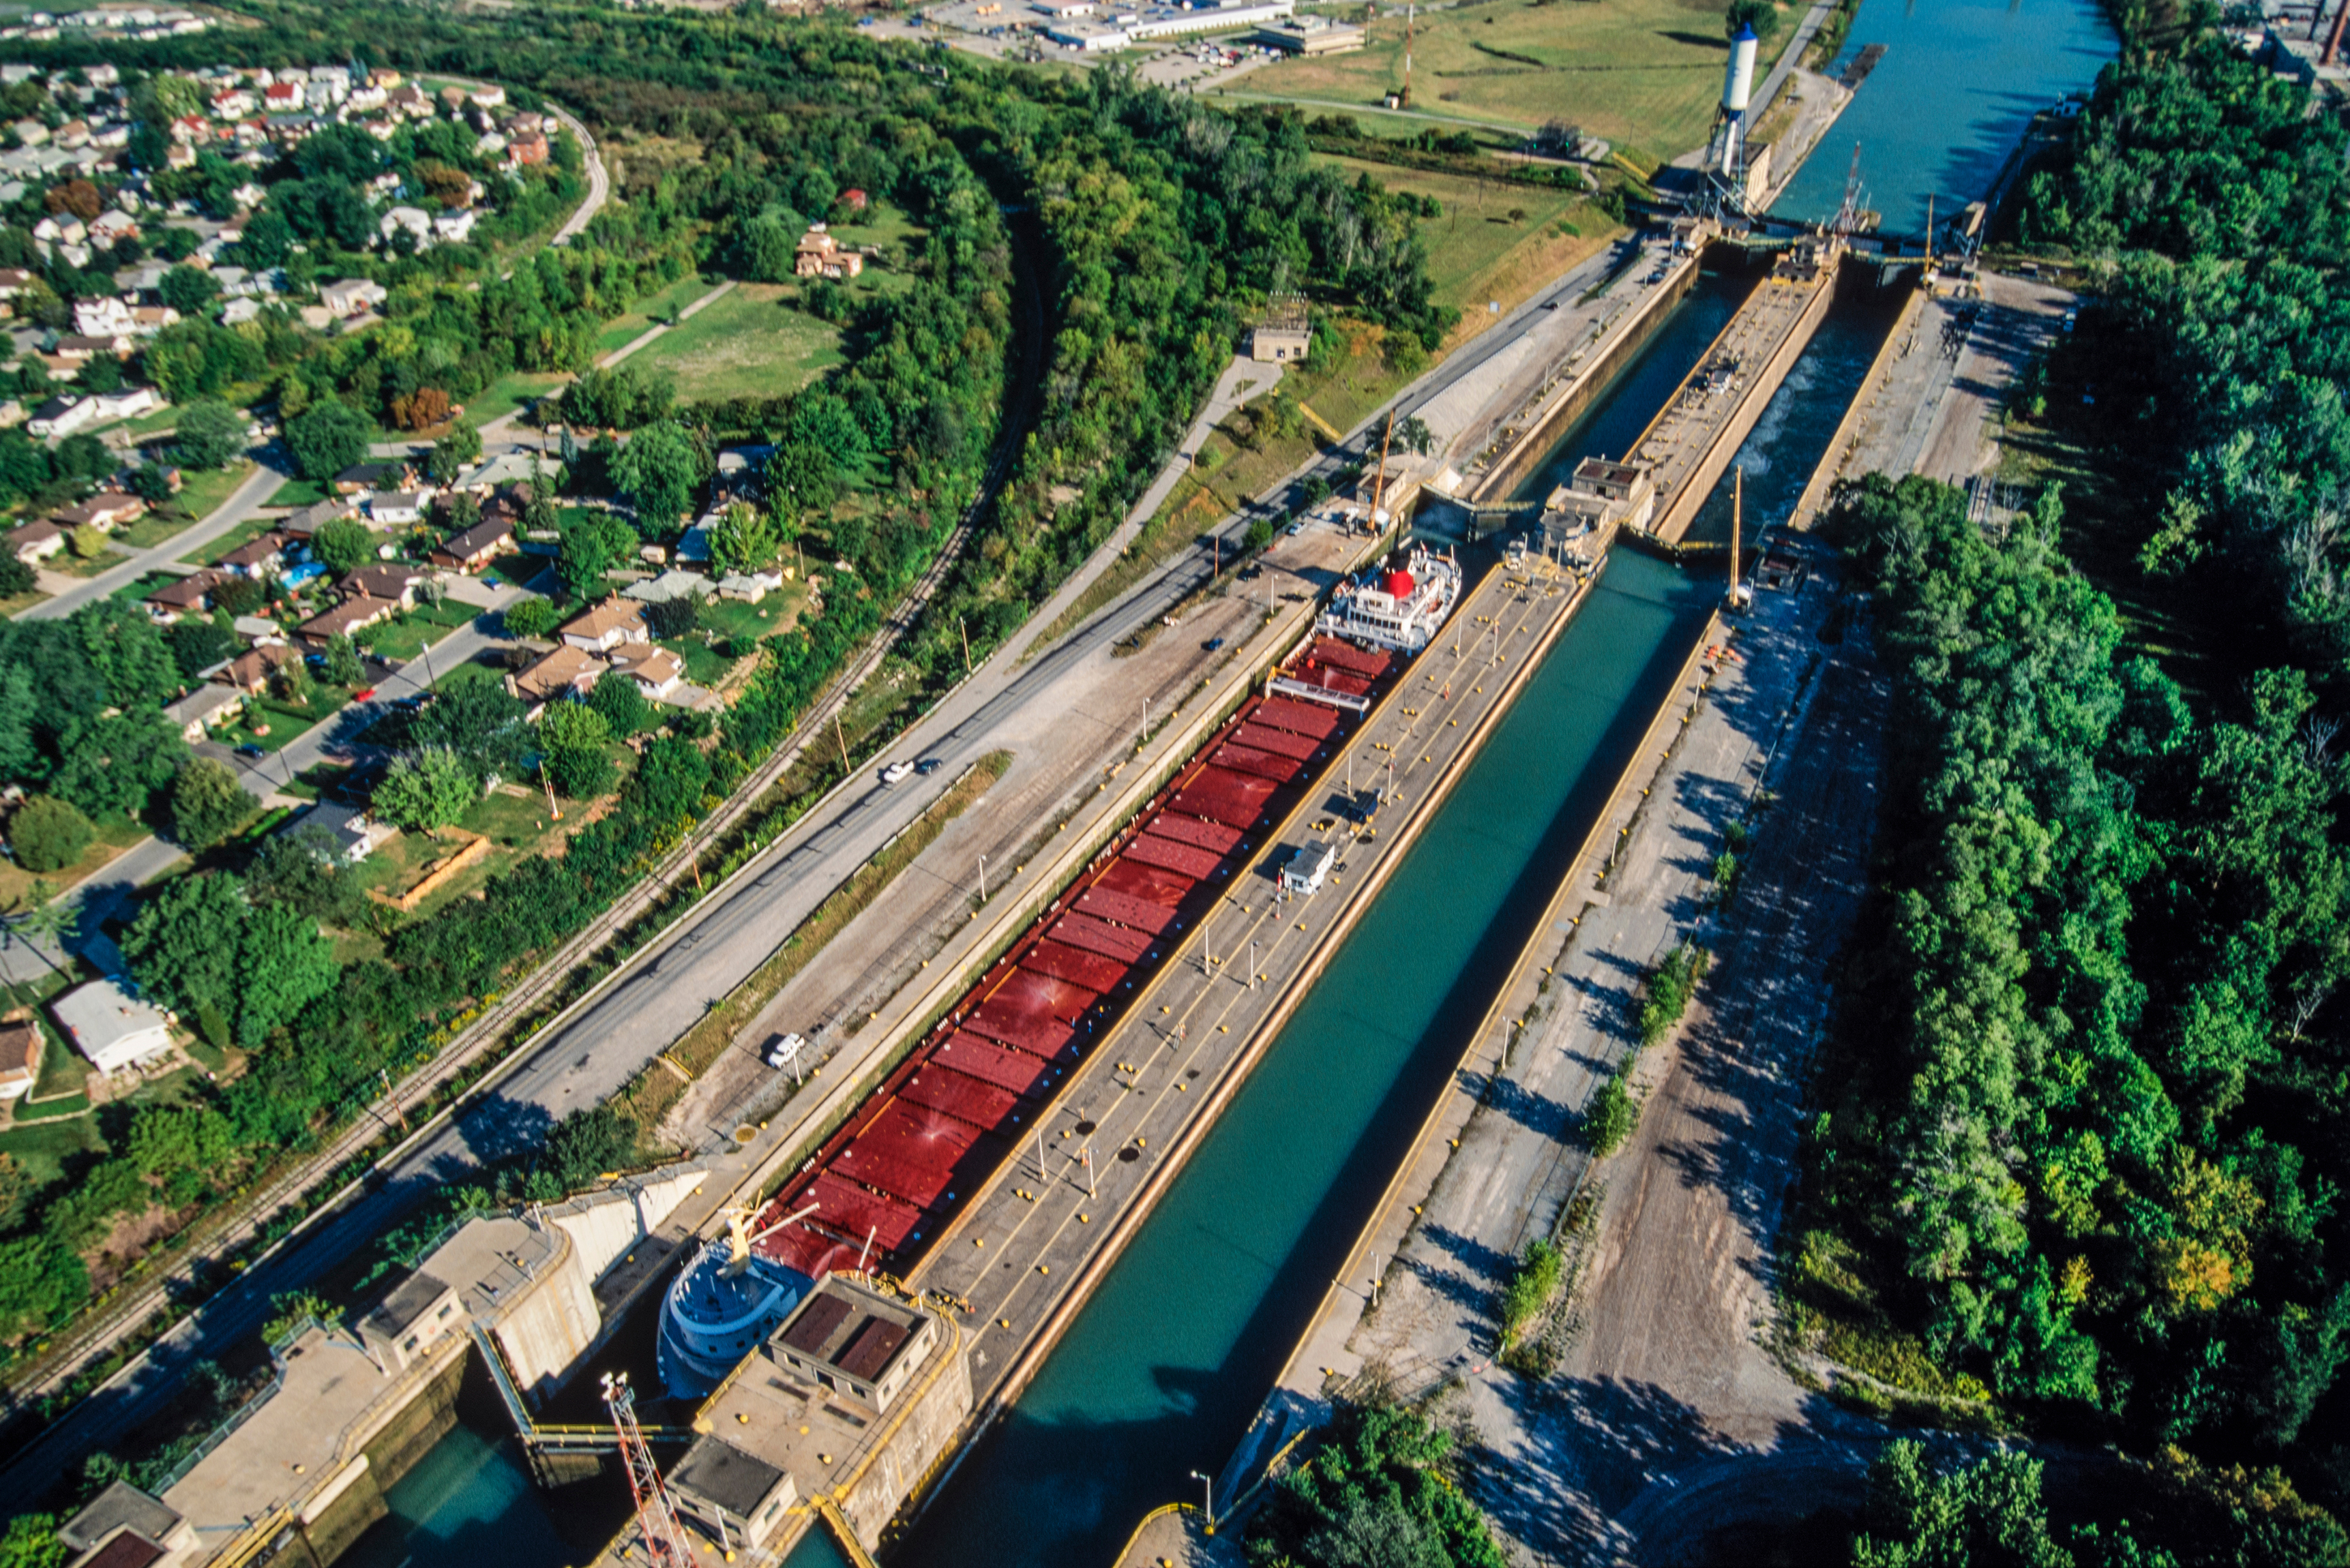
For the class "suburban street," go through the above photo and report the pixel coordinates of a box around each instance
[18,458,288,622]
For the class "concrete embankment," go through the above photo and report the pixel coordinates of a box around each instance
[895,544,1620,1549]
[1786,279,1927,529]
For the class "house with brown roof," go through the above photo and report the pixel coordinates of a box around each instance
[505,644,605,716]
[793,227,865,280]
[607,642,685,700]
[218,531,288,577]
[53,491,145,532]
[163,682,246,742]
[8,518,65,562]
[428,515,512,571]
[558,597,647,653]
[216,642,297,695]
[280,499,358,539]
[297,594,397,645]
[331,460,415,497]
[0,1015,40,1100]
[143,569,228,622]
[338,564,430,608]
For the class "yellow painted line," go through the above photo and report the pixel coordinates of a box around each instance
[1295,400,1343,442]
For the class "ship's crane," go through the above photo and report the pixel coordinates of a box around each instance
[721,1200,820,1273]
[603,1372,693,1565]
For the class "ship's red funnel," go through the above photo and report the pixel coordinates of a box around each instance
[1384,569,1415,598]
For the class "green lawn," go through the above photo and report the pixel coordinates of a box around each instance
[110,511,200,553]
[0,813,149,910]
[164,462,261,526]
[215,691,347,757]
[1232,0,1796,156]
[281,761,353,802]
[183,511,282,567]
[0,1112,101,1183]
[356,598,481,664]
[625,284,847,402]
[28,1026,87,1102]
[458,372,570,429]
[595,272,725,355]
[268,478,331,509]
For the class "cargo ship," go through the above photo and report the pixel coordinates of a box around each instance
[1313,545,1462,653]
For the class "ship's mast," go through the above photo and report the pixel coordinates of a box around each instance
[1369,411,1396,532]
[604,1373,691,1565]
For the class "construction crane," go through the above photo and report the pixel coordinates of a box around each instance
[604,1372,694,1565]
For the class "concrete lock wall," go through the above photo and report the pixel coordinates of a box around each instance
[493,1237,601,1400]
[550,1166,707,1284]
[845,1348,975,1550]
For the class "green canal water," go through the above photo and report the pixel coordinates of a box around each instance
[340,1419,613,1568]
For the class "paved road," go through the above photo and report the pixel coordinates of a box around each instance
[18,459,287,623]
[546,97,611,244]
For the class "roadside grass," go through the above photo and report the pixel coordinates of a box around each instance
[357,599,481,665]
[29,1030,89,1104]
[623,284,846,403]
[456,372,570,429]
[0,814,150,910]
[620,749,1015,1137]
[214,691,346,757]
[0,584,48,615]
[1232,0,1789,150]
[160,462,260,527]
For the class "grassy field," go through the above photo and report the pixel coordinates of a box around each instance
[1235,0,1794,158]
[0,1111,101,1186]
[1323,155,1607,341]
[595,272,724,355]
[458,372,570,429]
[625,284,847,402]
[267,478,331,509]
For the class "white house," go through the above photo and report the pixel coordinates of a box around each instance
[51,978,173,1074]
[430,207,479,244]
[72,296,132,335]
[318,276,386,317]
[366,488,431,526]
[378,205,433,247]
[27,395,95,436]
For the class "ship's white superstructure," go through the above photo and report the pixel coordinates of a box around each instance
[1315,544,1462,652]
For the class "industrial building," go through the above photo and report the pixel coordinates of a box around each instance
[1043,0,1295,48]
[1253,12,1363,52]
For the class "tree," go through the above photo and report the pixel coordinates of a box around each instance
[11,880,78,950]
[708,501,780,576]
[123,871,246,1022]
[235,900,335,1045]
[372,746,474,832]
[426,419,481,485]
[411,680,528,779]
[558,509,636,597]
[0,552,32,600]
[321,634,365,689]
[171,399,246,471]
[171,756,252,849]
[44,179,101,221]
[1852,1441,2072,1568]
[1395,414,1436,457]
[1725,0,1778,40]
[285,397,370,483]
[742,213,802,283]
[644,594,700,641]
[159,264,221,316]
[127,463,177,507]
[246,824,366,926]
[8,795,93,873]
[166,619,239,681]
[502,595,559,639]
[547,740,616,800]
[68,525,108,560]
[590,667,649,736]
[50,711,183,820]
[310,516,375,575]
[611,420,702,530]
[1251,1399,1508,1568]
[540,701,612,754]
[631,734,711,822]
[389,386,450,434]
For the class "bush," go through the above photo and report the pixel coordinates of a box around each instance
[501,595,559,639]
[310,517,374,576]
[171,757,253,849]
[547,742,616,799]
[8,794,94,872]
[1585,1069,1636,1157]
[1635,940,1706,1047]
[0,551,32,598]
[644,594,700,640]
[1496,1237,1563,1348]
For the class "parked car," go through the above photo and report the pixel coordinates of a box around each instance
[236,743,266,759]
[880,760,914,784]
[762,1032,809,1070]
[1204,637,1225,652]
[914,758,945,775]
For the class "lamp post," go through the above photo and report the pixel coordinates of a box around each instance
[1191,1470,1215,1531]
[978,853,988,903]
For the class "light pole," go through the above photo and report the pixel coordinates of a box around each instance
[978,853,988,903]
[1190,1470,1215,1531]
[1249,939,1258,991]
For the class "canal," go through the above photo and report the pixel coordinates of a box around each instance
[1772,0,2117,237]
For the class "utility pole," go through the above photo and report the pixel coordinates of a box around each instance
[960,615,972,676]
[1729,465,1742,610]
[834,708,850,772]
[1398,1,1415,108]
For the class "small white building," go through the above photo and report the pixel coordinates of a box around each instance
[52,978,174,1074]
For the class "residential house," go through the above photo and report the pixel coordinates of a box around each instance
[332,460,414,497]
[54,491,145,530]
[216,641,296,695]
[56,331,130,359]
[143,569,225,621]
[86,206,134,242]
[508,127,550,166]
[366,489,432,528]
[8,518,65,562]
[558,597,649,653]
[338,562,430,607]
[607,642,685,701]
[27,394,93,437]
[130,304,178,333]
[378,204,433,247]
[207,87,253,119]
[840,187,868,211]
[0,1016,38,1100]
[87,386,156,421]
[262,78,303,111]
[286,800,390,864]
[429,514,513,571]
[280,498,357,537]
[218,530,287,577]
[162,680,243,739]
[35,213,87,247]
[715,569,785,603]
[344,82,387,115]
[51,977,173,1074]
[793,226,864,280]
[468,83,506,108]
[317,275,386,317]
[431,207,479,245]
[10,117,45,145]
[507,643,604,714]
[0,399,21,428]
[52,118,89,149]
[296,593,396,645]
